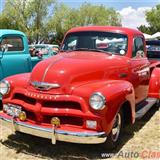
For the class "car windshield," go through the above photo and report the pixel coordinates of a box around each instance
[61,31,128,55]
[146,40,160,58]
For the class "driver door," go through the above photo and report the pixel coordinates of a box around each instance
[130,36,150,104]
[0,35,32,80]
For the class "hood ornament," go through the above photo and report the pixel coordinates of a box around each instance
[31,81,60,91]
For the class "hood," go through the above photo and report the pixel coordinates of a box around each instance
[29,51,129,94]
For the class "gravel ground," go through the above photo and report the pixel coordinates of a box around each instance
[0,105,160,160]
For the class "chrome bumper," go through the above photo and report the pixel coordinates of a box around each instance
[0,115,107,144]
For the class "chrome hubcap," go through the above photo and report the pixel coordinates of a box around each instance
[111,113,121,142]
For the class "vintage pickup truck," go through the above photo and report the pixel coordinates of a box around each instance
[0,26,159,149]
[0,29,43,80]
[146,40,160,64]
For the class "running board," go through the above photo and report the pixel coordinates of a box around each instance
[135,98,157,119]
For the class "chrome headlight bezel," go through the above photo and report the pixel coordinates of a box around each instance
[0,80,10,95]
[89,92,106,110]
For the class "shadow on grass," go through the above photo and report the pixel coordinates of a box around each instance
[1,105,159,160]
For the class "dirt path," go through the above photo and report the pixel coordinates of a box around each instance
[0,106,160,160]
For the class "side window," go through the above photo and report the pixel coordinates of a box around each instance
[132,37,145,57]
[62,36,78,50]
[0,36,24,52]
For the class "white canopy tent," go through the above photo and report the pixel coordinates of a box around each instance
[143,32,160,40]
[151,32,160,39]
[143,33,152,40]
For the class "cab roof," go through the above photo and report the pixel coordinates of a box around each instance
[0,29,26,37]
[67,26,142,36]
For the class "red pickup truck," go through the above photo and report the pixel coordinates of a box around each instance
[0,26,159,149]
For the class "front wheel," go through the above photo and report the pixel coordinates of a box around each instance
[156,100,160,107]
[0,100,2,110]
[103,109,124,149]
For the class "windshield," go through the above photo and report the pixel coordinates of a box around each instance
[61,31,128,55]
[146,40,160,59]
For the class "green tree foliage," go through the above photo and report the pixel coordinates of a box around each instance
[0,0,55,43]
[0,1,121,44]
[138,4,160,34]
[78,3,121,26]
[49,2,121,43]
[138,25,152,34]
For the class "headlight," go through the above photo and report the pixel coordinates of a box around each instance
[0,80,10,95]
[89,92,106,110]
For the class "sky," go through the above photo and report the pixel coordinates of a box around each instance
[0,0,160,29]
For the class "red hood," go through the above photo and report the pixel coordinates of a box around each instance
[29,51,129,94]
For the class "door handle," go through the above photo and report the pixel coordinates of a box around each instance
[119,73,128,78]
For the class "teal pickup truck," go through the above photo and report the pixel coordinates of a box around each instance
[0,29,57,104]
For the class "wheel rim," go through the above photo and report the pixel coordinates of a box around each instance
[111,113,121,142]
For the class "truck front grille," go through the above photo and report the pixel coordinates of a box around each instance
[42,101,81,110]
[12,92,84,127]
[13,93,36,105]
[43,116,83,126]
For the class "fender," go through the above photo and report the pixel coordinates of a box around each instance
[1,73,30,100]
[4,73,30,87]
[72,80,135,133]
[148,68,160,99]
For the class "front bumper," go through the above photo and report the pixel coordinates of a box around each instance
[0,115,107,144]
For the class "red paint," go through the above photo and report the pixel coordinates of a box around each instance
[1,26,159,136]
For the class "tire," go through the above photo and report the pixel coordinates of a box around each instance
[155,100,160,111]
[156,100,160,107]
[103,109,124,150]
[0,100,2,110]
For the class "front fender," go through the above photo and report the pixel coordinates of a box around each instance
[72,80,135,133]
[148,68,160,99]
[1,73,30,100]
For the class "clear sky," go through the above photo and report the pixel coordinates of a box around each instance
[58,0,159,10]
[0,0,160,29]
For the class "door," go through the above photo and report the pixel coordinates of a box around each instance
[0,35,32,80]
[130,36,150,104]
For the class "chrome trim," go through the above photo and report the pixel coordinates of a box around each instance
[136,98,157,119]
[31,81,60,90]
[0,115,107,144]
[111,112,121,142]
[41,56,64,82]
[89,92,106,110]
[0,80,10,95]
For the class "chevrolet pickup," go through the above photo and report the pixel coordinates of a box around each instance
[0,26,159,149]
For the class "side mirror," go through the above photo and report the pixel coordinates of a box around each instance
[1,44,8,53]
[0,45,6,59]
[52,47,59,55]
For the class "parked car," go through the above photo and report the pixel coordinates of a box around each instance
[0,30,57,81]
[29,44,59,59]
[146,40,160,63]
[0,26,160,149]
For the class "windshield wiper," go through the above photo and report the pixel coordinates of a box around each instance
[73,48,112,54]
[60,48,112,54]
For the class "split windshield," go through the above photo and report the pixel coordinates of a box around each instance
[61,31,128,55]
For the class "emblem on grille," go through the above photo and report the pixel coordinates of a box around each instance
[31,81,60,90]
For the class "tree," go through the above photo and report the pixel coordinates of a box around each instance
[138,4,160,34]
[78,3,121,26]
[138,25,152,34]
[1,1,121,44]
[0,0,55,43]
[0,14,19,29]
[49,2,121,43]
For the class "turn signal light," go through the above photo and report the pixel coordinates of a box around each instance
[86,120,97,129]
[51,117,60,127]
[19,111,27,121]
